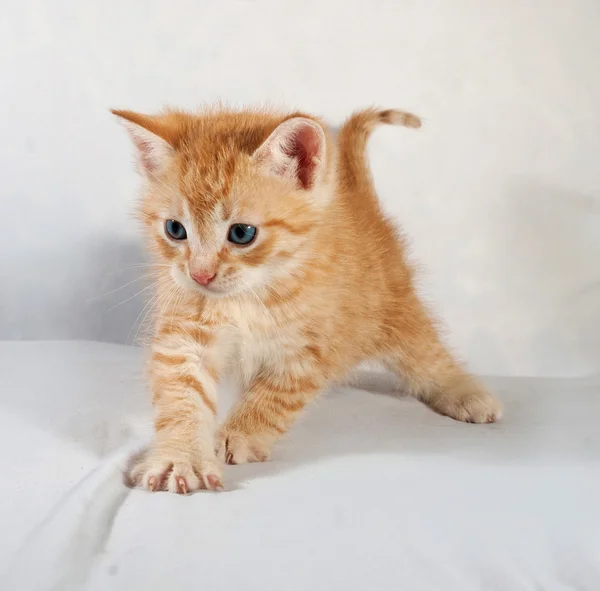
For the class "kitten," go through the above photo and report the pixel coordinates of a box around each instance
[113,105,502,494]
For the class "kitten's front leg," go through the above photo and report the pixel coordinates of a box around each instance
[130,328,223,493]
[217,370,324,465]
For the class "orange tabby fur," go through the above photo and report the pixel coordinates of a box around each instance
[113,105,502,494]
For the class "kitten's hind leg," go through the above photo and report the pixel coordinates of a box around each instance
[382,299,502,423]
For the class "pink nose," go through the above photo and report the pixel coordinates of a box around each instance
[191,271,216,286]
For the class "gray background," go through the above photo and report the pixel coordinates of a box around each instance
[1,0,599,377]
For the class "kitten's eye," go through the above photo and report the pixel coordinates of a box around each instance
[165,219,187,241]
[228,224,257,246]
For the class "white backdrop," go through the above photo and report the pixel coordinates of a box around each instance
[1,0,599,377]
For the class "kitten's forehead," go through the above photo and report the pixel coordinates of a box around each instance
[178,140,238,222]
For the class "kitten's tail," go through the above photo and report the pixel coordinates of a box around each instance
[337,108,421,196]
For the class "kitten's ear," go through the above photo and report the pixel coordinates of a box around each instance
[111,109,177,175]
[252,117,326,190]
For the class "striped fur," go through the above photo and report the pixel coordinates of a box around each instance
[115,105,502,494]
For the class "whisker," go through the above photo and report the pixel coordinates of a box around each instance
[153,285,180,344]
[129,289,162,346]
[88,273,156,302]
[170,287,186,333]
[105,283,158,312]
[103,263,172,278]
[130,279,174,345]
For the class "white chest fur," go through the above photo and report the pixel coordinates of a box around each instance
[216,299,303,387]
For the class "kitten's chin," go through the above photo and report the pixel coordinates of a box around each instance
[195,285,231,299]
[198,282,262,300]
[187,282,244,299]
[175,281,227,299]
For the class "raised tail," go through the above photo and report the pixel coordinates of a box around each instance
[337,108,421,196]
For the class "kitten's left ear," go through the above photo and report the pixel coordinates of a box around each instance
[111,109,179,176]
[252,117,326,190]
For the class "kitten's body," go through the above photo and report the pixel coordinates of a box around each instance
[114,106,501,493]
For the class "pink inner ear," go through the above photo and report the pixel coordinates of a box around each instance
[283,125,322,190]
[132,136,157,173]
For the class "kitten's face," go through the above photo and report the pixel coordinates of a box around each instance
[115,109,328,299]
[146,161,320,298]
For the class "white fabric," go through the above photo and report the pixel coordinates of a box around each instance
[1,341,598,590]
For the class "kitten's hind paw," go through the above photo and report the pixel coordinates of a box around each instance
[426,379,502,424]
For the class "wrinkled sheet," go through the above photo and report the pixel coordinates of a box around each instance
[0,341,598,590]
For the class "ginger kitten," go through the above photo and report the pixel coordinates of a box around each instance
[113,105,502,494]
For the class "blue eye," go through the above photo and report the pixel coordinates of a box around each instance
[228,223,257,245]
[165,220,187,241]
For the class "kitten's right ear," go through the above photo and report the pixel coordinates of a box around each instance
[111,109,177,176]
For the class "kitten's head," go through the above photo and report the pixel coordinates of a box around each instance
[113,107,332,298]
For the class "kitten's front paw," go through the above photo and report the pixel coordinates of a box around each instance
[129,449,224,494]
[216,429,271,465]
[429,379,503,424]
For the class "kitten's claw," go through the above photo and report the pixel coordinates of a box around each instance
[205,474,224,491]
[129,451,223,494]
[147,476,159,492]
[216,430,271,465]
[176,476,188,495]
